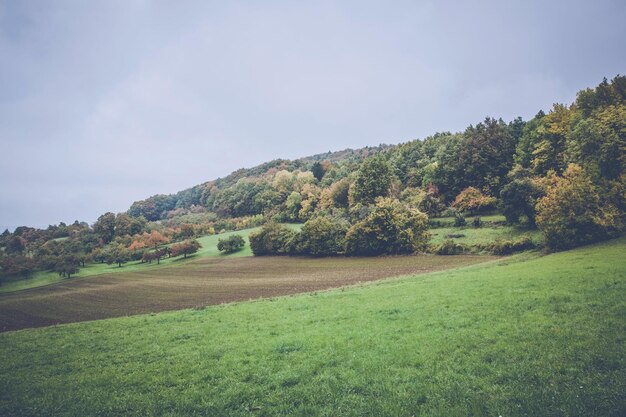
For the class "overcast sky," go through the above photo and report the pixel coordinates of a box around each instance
[1,0,625,231]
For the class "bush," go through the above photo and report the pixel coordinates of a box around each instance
[249,223,297,256]
[500,176,543,226]
[345,198,429,256]
[428,219,446,228]
[217,235,245,254]
[453,212,466,227]
[297,216,349,256]
[488,236,535,255]
[0,255,35,277]
[434,239,467,255]
[445,233,465,239]
[472,217,482,227]
[417,187,446,217]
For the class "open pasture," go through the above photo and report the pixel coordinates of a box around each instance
[0,238,624,416]
[0,253,492,332]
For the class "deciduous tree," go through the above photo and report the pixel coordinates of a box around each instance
[217,235,245,254]
[500,168,543,226]
[311,162,325,181]
[350,155,392,205]
[536,164,622,250]
[170,240,201,259]
[93,212,116,244]
[451,187,497,214]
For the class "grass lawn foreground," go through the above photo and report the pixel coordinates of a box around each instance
[0,237,624,416]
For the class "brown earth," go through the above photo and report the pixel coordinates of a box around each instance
[0,254,496,332]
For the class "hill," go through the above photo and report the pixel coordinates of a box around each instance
[1,75,624,281]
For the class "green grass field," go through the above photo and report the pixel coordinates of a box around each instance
[430,213,507,227]
[1,237,624,416]
[429,225,544,247]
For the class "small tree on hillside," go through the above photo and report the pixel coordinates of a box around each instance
[104,243,132,267]
[91,248,106,264]
[217,235,245,254]
[142,251,156,264]
[54,254,80,278]
[145,231,169,249]
[93,212,116,244]
[128,240,146,261]
[171,240,202,259]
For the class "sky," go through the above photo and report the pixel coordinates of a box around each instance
[1,0,625,231]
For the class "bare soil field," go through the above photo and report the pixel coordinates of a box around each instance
[0,254,495,332]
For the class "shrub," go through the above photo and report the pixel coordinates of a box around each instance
[428,219,446,228]
[488,236,535,255]
[472,217,482,227]
[499,170,544,226]
[417,184,446,216]
[434,239,467,255]
[249,223,297,256]
[217,235,245,254]
[452,187,497,213]
[345,198,429,256]
[0,255,35,277]
[297,216,349,256]
[445,234,465,239]
[453,212,466,227]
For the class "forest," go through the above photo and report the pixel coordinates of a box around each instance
[1,76,624,280]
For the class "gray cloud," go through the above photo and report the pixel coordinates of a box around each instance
[1,0,625,231]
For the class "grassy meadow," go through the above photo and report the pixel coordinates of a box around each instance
[429,225,543,247]
[1,237,624,416]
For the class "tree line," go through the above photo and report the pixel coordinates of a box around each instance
[1,76,624,278]
[0,214,202,279]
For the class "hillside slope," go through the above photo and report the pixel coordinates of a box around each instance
[1,238,624,416]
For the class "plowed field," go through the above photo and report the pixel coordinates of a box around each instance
[0,254,495,332]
